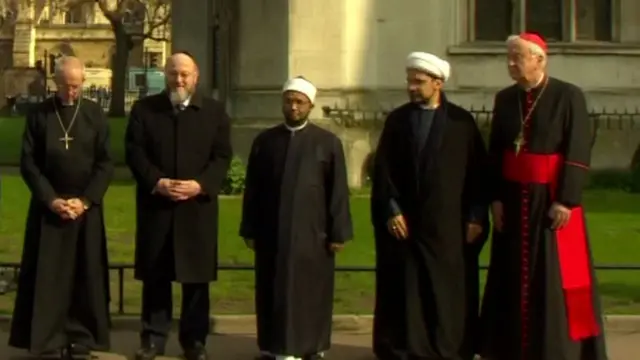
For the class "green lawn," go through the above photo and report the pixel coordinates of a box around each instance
[0,116,129,166]
[0,174,640,315]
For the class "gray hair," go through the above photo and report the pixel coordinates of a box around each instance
[506,34,547,58]
[54,56,86,77]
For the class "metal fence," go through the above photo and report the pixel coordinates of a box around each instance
[9,88,142,115]
[321,104,640,131]
[0,261,639,315]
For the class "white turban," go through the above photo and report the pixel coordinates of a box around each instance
[282,76,317,103]
[406,52,451,82]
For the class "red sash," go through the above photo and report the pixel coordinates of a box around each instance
[502,151,600,341]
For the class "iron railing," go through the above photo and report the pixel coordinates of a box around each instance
[322,104,640,131]
[0,261,639,315]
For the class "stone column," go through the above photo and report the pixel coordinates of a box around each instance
[12,3,36,67]
[171,0,213,95]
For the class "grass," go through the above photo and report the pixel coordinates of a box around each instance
[0,116,129,166]
[0,175,639,315]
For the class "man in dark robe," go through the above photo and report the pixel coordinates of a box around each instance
[125,51,232,360]
[370,52,489,360]
[9,56,113,359]
[478,32,608,360]
[371,52,488,360]
[240,76,353,360]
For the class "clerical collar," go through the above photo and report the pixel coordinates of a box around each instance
[420,104,439,110]
[55,95,78,107]
[523,74,546,92]
[284,120,308,132]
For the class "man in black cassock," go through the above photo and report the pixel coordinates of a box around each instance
[9,56,113,359]
[125,51,232,360]
[240,76,353,360]
[479,32,607,360]
[370,52,489,360]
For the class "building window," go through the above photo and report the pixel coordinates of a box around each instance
[472,0,615,42]
[64,4,85,24]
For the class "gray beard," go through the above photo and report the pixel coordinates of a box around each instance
[169,89,191,105]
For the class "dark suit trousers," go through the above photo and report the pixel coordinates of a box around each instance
[140,236,210,350]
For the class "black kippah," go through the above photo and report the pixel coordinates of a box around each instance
[172,50,196,61]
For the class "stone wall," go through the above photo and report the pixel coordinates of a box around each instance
[228,109,640,189]
[0,40,14,69]
[173,0,640,187]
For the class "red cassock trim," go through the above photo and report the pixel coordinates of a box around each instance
[502,151,601,342]
[566,160,590,170]
[518,92,534,356]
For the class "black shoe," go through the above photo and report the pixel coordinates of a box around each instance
[304,354,325,360]
[183,342,208,360]
[58,346,73,360]
[135,344,161,360]
[67,343,91,359]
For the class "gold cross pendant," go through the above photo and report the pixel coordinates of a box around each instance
[513,132,524,155]
[59,133,74,150]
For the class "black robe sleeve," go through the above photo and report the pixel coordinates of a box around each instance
[20,110,57,206]
[465,119,490,224]
[370,112,401,230]
[326,136,353,244]
[487,93,507,203]
[125,102,167,191]
[83,107,114,204]
[556,85,591,207]
[239,136,260,240]
[194,104,233,197]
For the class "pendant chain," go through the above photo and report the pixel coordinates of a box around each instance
[53,96,82,150]
[514,78,549,154]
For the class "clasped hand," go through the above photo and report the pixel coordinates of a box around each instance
[50,198,87,220]
[155,178,202,201]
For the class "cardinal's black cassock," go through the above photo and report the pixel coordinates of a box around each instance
[370,93,489,360]
[10,96,113,354]
[240,123,353,358]
[479,77,608,360]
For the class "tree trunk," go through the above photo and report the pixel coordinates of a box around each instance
[108,23,132,117]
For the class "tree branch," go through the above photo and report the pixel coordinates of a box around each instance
[140,0,170,41]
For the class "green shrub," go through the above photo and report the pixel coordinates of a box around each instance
[220,156,246,195]
[586,169,633,191]
[630,162,640,193]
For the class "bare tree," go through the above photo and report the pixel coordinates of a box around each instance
[91,0,171,116]
[0,0,171,116]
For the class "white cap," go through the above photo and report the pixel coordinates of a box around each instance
[282,76,317,103]
[406,52,451,82]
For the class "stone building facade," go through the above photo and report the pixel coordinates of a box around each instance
[171,0,640,187]
[0,0,170,82]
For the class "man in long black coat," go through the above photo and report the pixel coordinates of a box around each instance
[370,52,489,360]
[240,76,353,360]
[10,56,113,359]
[125,51,232,360]
[479,31,607,360]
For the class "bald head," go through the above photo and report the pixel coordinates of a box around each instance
[55,56,84,77]
[165,52,199,104]
[54,56,85,105]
